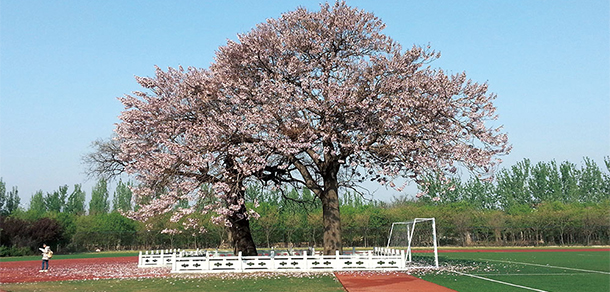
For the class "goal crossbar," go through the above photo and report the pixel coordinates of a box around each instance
[387,217,438,268]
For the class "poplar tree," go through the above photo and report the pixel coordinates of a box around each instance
[65,184,86,215]
[0,179,20,215]
[112,180,133,212]
[45,185,68,213]
[28,191,46,216]
[89,179,110,215]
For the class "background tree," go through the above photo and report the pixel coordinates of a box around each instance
[445,203,476,246]
[0,179,20,216]
[28,191,46,218]
[112,180,133,212]
[480,209,506,245]
[578,204,609,246]
[89,179,110,215]
[603,157,610,195]
[65,184,86,215]
[30,217,64,250]
[0,216,63,255]
[529,161,562,204]
[46,211,77,252]
[0,179,5,214]
[6,187,20,215]
[578,157,606,202]
[559,161,580,203]
[416,173,461,204]
[496,159,532,210]
[462,177,497,209]
[45,185,68,213]
[72,213,137,251]
[210,2,509,254]
[545,161,563,202]
[252,201,280,248]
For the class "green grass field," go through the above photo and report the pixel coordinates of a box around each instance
[1,249,608,292]
[420,250,610,292]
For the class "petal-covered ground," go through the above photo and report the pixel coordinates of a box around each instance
[0,257,335,284]
[0,257,170,283]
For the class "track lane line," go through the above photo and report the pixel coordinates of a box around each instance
[475,258,610,275]
[451,271,549,292]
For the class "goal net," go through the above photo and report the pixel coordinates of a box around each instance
[386,218,438,268]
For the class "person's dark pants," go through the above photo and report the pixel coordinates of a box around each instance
[42,259,49,270]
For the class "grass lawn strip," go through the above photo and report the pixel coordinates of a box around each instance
[0,273,345,292]
[0,252,139,262]
[473,258,610,275]
[450,270,549,292]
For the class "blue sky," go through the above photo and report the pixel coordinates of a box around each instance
[1,0,608,204]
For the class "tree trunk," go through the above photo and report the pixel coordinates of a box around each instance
[222,157,258,256]
[228,213,258,256]
[464,231,472,246]
[320,187,342,255]
[494,228,501,244]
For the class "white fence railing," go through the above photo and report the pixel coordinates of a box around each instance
[138,249,183,267]
[138,247,414,272]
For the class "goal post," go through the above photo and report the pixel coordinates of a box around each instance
[387,218,438,268]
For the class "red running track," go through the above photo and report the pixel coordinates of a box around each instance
[0,256,169,284]
[335,271,457,292]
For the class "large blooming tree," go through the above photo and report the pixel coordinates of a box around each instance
[209,2,510,254]
[115,2,509,255]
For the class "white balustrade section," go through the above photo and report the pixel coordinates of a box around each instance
[138,249,183,267]
[138,248,411,272]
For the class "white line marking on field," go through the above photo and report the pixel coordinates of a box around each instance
[476,258,610,275]
[473,273,593,276]
[451,271,549,292]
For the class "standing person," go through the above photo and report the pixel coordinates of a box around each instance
[39,244,51,272]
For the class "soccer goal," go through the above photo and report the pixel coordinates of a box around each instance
[386,218,438,268]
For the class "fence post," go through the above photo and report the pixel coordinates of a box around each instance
[171,252,176,272]
[238,251,243,272]
[206,250,211,271]
[271,250,276,271]
[335,250,340,270]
